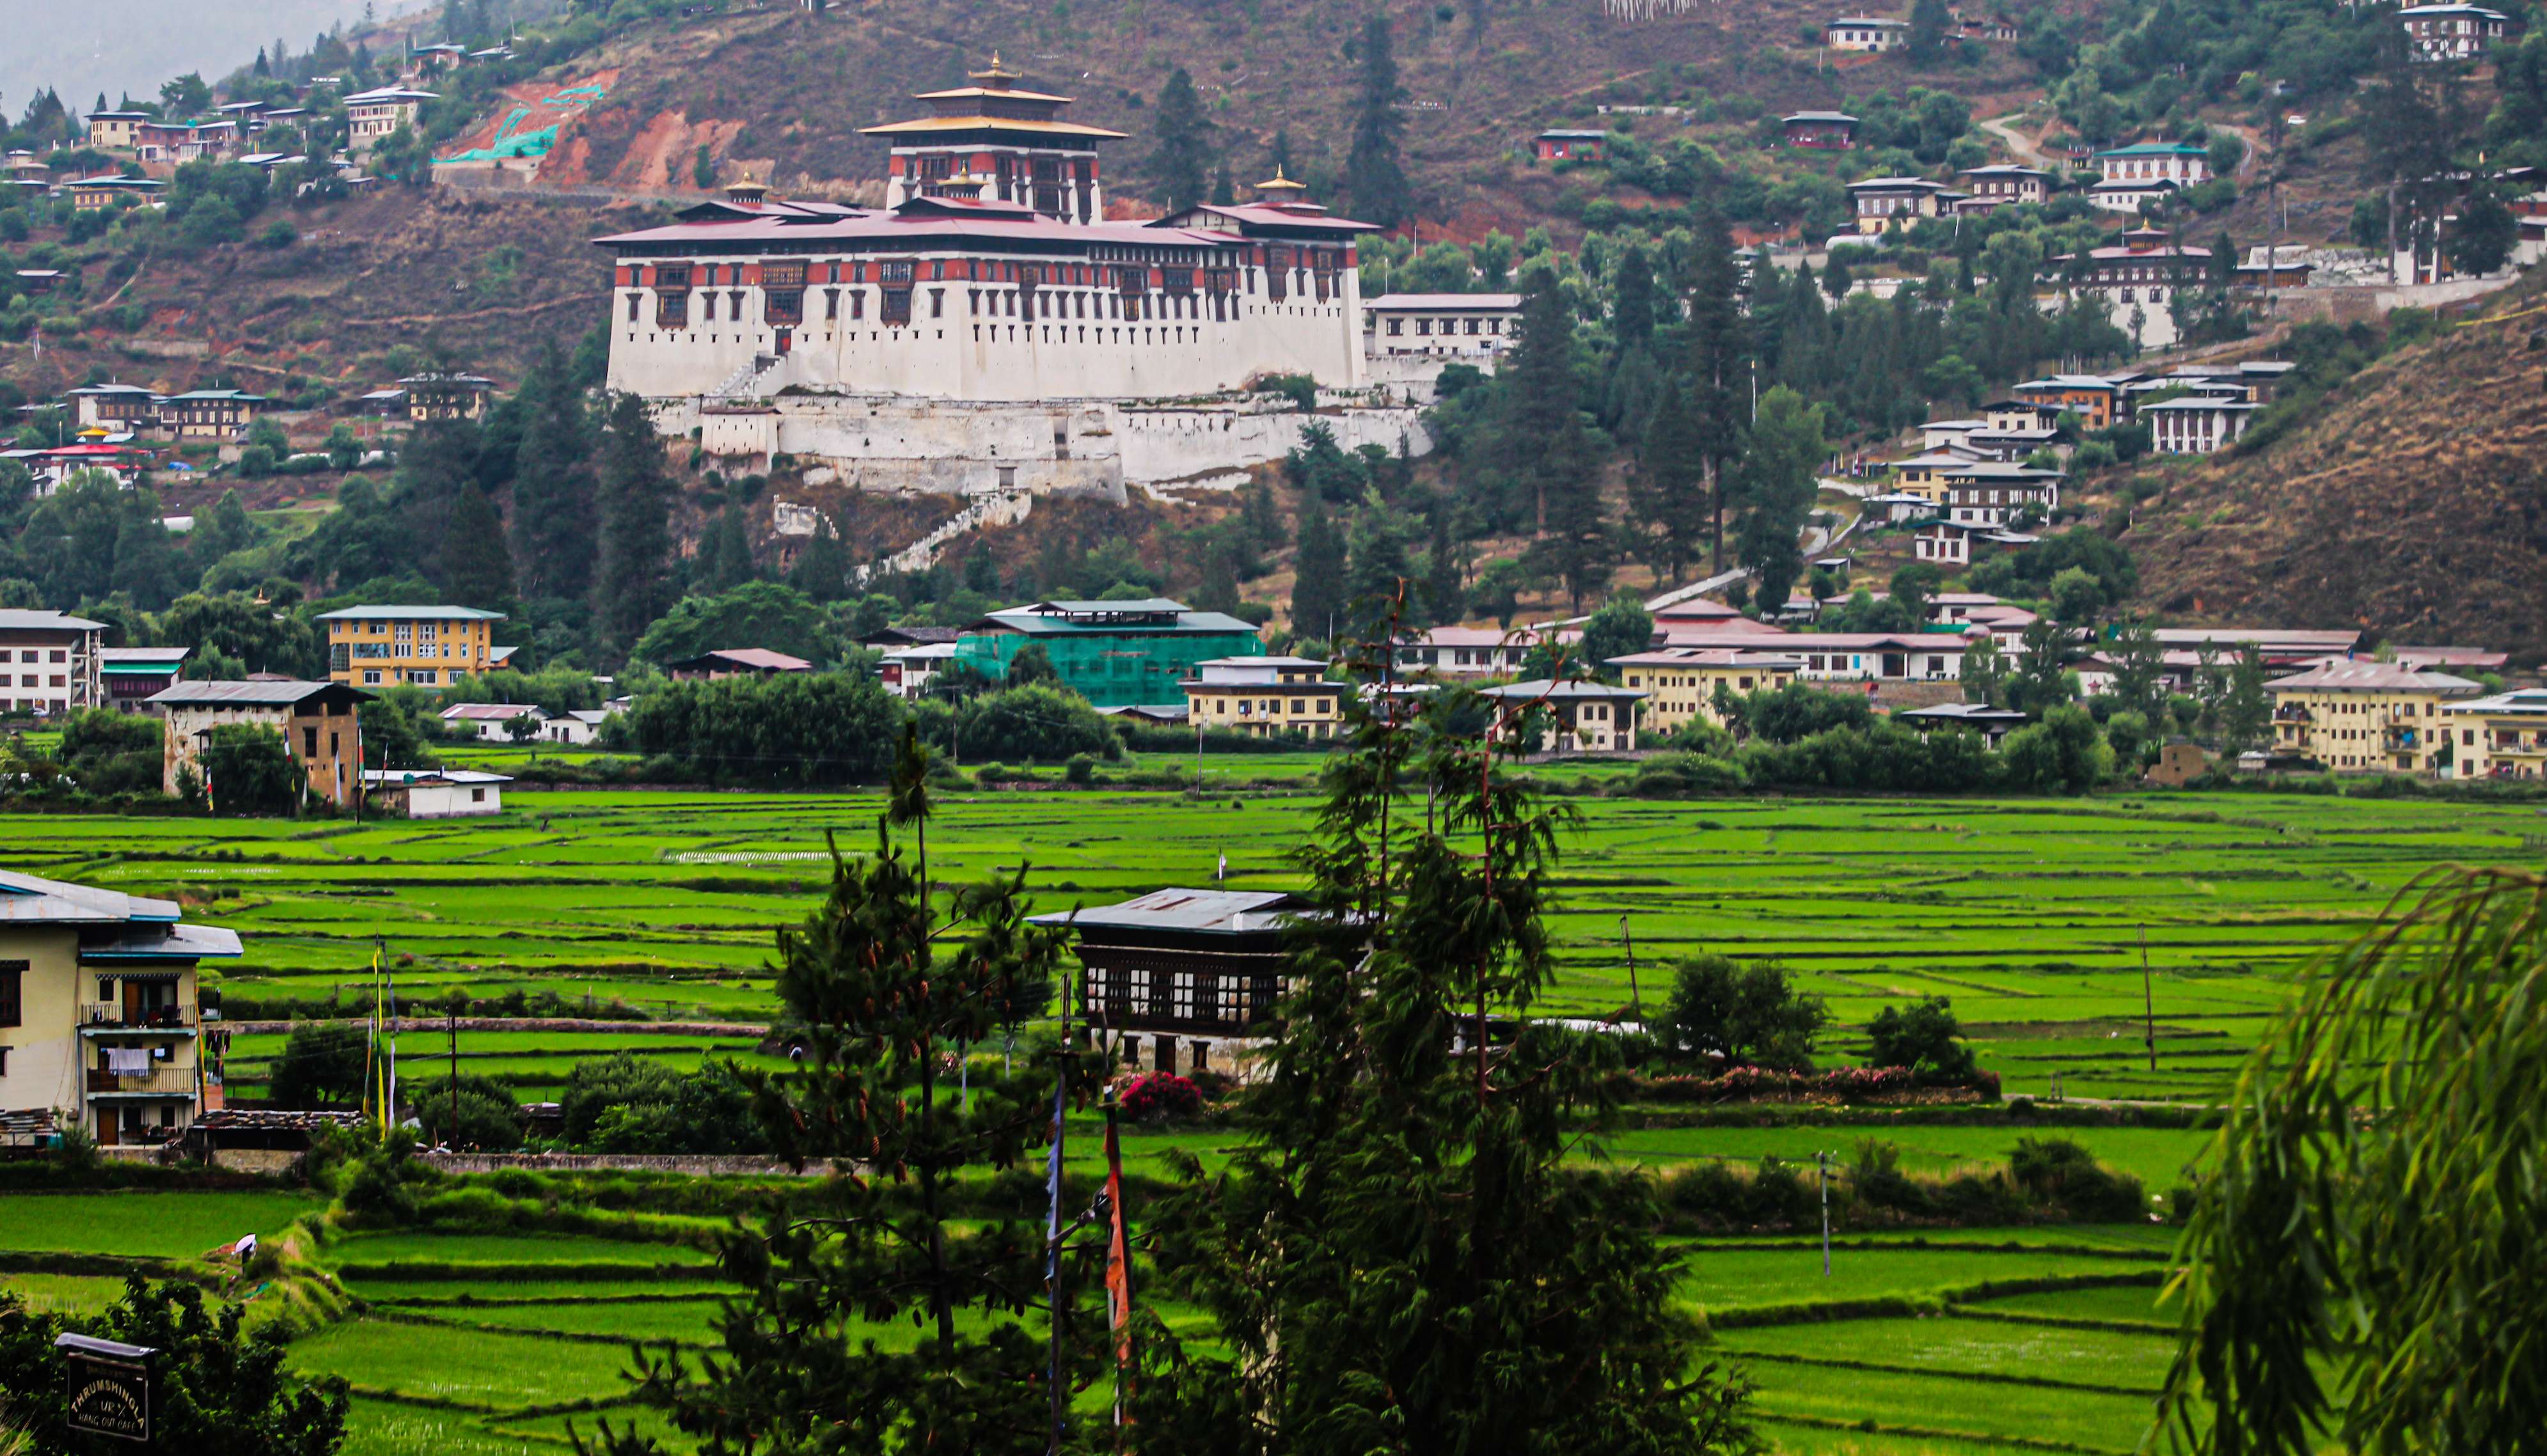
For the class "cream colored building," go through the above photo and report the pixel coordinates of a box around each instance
[0,869,241,1148]
[1183,656,1347,739]
[2446,687,2547,779]
[86,111,149,151]
[317,605,507,687]
[2266,660,2480,773]
[148,678,370,808]
[0,609,104,716]
[1607,648,1803,736]
[345,87,436,150]
[1479,678,1646,753]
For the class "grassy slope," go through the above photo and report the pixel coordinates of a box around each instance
[2111,272,2547,660]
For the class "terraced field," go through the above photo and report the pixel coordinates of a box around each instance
[8,780,2540,1099]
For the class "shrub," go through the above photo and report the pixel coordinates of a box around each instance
[1866,996,1978,1080]
[1119,1071,1204,1121]
[2009,1136,2145,1220]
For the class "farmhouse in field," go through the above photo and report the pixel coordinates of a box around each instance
[441,701,550,741]
[363,767,512,818]
[148,678,370,808]
[1479,678,1647,753]
[1034,887,1313,1078]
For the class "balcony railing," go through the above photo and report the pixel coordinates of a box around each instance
[86,1067,198,1096]
[80,1003,194,1029]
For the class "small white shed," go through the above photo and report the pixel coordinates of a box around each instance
[362,768,512,818]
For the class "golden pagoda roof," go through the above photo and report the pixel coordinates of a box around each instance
[1255,166,1310,196]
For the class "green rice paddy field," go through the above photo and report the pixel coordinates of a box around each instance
[6,778,2543,1452]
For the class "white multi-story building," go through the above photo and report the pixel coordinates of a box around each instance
[2397,4,2509,60]
[0,609,104,716]
[597,63,1376,407]
[2088,142,2211,212]
[345,87,436,150]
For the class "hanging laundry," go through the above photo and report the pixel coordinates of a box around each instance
[104,1048,154,1077]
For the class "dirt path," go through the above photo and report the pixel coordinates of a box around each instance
[1980,112,2061,170]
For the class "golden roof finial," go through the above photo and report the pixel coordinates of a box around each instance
[970,52,1023,88]
[1255,164,1309,200]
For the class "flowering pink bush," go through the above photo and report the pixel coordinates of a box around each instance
[1121,1072,1204,1121]
[1638,1064,1929,1104]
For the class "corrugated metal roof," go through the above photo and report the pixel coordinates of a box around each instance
[148,678,368,707]
[82,921,244,959]
[0,609,106,630]
[0,869,181,925]
[1032,888,1304,933]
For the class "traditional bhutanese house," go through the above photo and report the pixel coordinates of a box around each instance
[1606,648,1803,735]
[1956,164,2051,209]
[65,383,161,432]
[1825,16,1909,50]
[1035,887,1314,1077]
[1363,292,1524,357]
[1782,112,1859,150]
[1848,176,1959,234]
[1895,701,2030,745]
[87,111,150,150]
[100,646,189,712]
[146,678,370,808]
[2052,228,2211,347]
[2445,687,2547,779]
[2088,142,2210,212]
[952,599,1263,707]
[1666,630,1972,682]
[398,373,494,422]
[66,175,166,212]
[1862,490,1935,524]
[2266,659,2480,774]
[865,56,1125,223]
[361,767,512,818]
[1478,678,1647,753]
[880,641,961,700]
[2140,394,2255,454]
[345,86,437,150]
[2152,627,2362,665]
[662,647,815,680]
[1953,9,2023,41]
[2397,3,2510,61]
[2234,246,2316,289]
[438,701,550,741]
[1913,518,1984,566]
[1533,129,1609,162]
[1181,655,1348,740]
[158,389,266,442]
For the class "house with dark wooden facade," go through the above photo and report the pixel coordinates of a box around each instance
[1036,887,1311,1079]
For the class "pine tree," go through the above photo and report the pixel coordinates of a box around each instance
[108,485,188,611]
[193,487,256,572]
[1636,377,1710,586]
[1268,130,1294,179]
[1148,68,1216,212]
[1423,501,1465,627]
[1194,528,1241,614]
[1907,0,1951,65]
[1343,18,1412,227]
[439,483,517,614]
[511,336,600,600]
[1732,386,1825,616]
[1210,162,1235,207]
[254,48,271,77]
[1501,270,1579,534]
[594,393,676,659]
[699,508,755,593]
[1684,207,1748,570]
[1291,497,1346,643]
[595,741,1087,1456]
[1611,244,1655,353]
[1343,489,1413,616]
[1527,411,1613,614]
[1133,703,1758,1455]
[787,510,853,602]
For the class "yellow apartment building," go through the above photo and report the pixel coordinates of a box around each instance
[1183,656,1347,739]
[2266,660,2481,773]
[2445,687,2547,779]
[316,606,508,688]
[1605,648,1802,736]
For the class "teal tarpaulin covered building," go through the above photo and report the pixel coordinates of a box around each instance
[950,599,1264,707]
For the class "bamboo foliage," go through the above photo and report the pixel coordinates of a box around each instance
[2157,866,2547,1455]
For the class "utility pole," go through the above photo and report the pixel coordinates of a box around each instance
[447,1009,459,1151]
[1817,1150,1833,1276]
[2140,928,2157,1073]
[1620,916,1641,1021]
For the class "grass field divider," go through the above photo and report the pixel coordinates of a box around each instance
[1719,1345,2165,1399]
[1945,1304,2175,1337]
[331,1259,714,1282]
[1704,1271,2166,1331]
[1675,1238,2172,1262]
[368,1290,732,1308]
[1752,1411,2136,1456]
[367,1304,718,1352]
[0,1251,201,1278]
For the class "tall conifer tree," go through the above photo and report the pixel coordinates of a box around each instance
[1291,497,1346,643]
[1148,68,1217,212]
[1343,18,1411,226]
[439,483,517,614]
[1635,378,1709,586]
[1683,206,1747,569]
[594,393,675,658]
[511,335,599,600]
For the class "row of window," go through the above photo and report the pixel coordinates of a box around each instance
[1380,317,1506,336]
[12,675,69,687]
[8,649,70,662]
[356,669,443,685]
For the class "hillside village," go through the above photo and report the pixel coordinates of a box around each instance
[8,8,2547,1456]
[0,0,2541,801]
